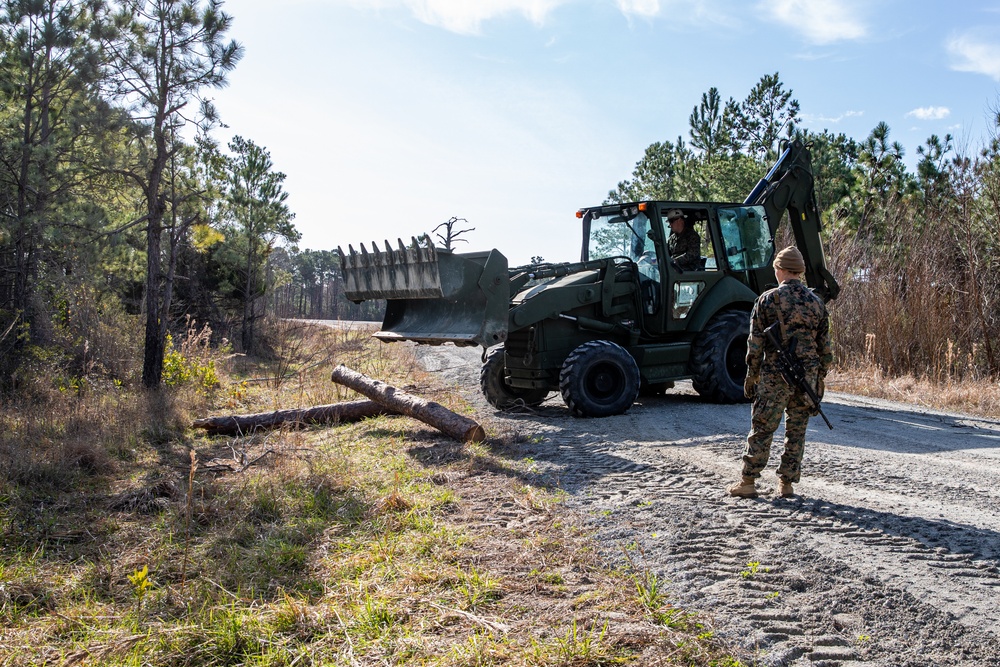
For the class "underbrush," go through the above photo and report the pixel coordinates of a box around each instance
[0,319,742,666]
[829,364,1000,417]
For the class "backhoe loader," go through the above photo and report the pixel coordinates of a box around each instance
[339,139,839,417]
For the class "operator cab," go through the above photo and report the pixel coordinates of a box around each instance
[582,201,775,332]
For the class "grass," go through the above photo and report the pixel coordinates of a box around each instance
[0,319,740,665]
[829,364,1000,418]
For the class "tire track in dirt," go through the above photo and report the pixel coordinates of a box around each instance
[522,432,1000,666]
[414,344,1000,666]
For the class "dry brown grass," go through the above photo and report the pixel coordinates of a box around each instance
[829,365,1000,417]
[0,319,741,666]
[825,198,1000,394]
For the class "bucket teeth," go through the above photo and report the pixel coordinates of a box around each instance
[340,236,444,300]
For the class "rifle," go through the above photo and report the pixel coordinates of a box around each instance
[763,322,833,429]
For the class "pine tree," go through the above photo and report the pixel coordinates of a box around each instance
[101,0,242,388]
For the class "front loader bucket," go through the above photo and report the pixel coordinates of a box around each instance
[338,239,510,348]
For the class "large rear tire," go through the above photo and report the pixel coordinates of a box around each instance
[480,346,549,410]
[691,310,750,403]
[559,340,641,418]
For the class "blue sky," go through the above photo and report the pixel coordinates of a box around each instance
[212,0,1000,264]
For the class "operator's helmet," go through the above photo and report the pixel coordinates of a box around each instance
[666,208,687,221]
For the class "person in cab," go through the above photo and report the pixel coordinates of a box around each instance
[665,209,701,272]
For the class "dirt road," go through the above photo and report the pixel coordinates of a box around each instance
[415,343,1000,666]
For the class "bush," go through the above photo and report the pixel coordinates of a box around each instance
[162,319,223,392]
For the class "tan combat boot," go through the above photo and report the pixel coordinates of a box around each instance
[728,476,758,498]
[778,478,794,498]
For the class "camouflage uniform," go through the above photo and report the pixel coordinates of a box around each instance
[742,278,832,483]
[667,226,701,271]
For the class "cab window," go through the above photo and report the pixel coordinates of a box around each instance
[718,205,772,271]
[658,209,719,272]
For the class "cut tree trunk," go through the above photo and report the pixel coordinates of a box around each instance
[192,399,395,436]
[330,364,486,443]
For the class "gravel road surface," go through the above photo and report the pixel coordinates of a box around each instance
[414,342,1000,667]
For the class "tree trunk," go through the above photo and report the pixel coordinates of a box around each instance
[242,236,255,353]
[142,99,170,388]
[330,364,486,443]
[192,399,395,435]
[142,195,165,388]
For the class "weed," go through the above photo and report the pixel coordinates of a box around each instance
[197,604,267,662]
[710,658,748,667]
[634,569,668,611]
[457,567,502,610]
[448,629,508,666]
[622,541,672,614]
[654,605,700,630]
[538,619,614,664]
[356,592,396,637]
[127,565,152,601]
[372,531,400,565]
[530,569,565,585]
[740,560,770,578]
[180,449,197,591]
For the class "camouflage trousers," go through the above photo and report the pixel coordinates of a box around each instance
[741,368,819,483]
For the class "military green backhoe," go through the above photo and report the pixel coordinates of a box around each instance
[338,139,839,417]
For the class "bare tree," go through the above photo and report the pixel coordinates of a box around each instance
[431,216,475,251]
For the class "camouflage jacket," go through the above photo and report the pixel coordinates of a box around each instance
[746,278,832,380]
[667,228,701,271]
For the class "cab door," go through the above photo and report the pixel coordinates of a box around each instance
[656,206,727,333]
[715,204,776,293]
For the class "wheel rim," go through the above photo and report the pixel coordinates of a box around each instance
[585,362,625,404]
[725,335,748,385]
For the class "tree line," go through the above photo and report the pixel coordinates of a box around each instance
[2,0,997,398]
[0,0,305,390]
[610,73,1000,382]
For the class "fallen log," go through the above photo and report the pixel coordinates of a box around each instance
[192,400,396,436]
[330,364,487,443]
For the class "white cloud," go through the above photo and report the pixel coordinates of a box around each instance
[760,0,868,44]
[344,0,570,34]
[905,106,951,121]
[616,0,660,18]
[948,29,1000,81]
[800,110,864,124]
[341,0,747,33]
[617,0,746,26]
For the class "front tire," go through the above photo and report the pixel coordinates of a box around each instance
[691,310,750,403]
[480,346,549,410]
[559,340,640,418]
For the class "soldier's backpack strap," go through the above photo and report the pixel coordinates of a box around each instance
[773,287,789,346]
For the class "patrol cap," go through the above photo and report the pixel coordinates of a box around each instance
[773,246,806,274]
[666,208,686,221]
